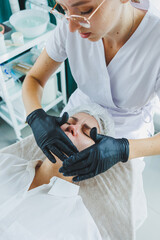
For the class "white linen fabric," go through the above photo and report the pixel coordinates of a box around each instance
[0,140,138,240]
[0,153,102,240]
[0,133,146,240]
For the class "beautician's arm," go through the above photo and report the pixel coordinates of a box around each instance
[129,132,160,159]
[60,128,160,182]
[22,49,78,163]
[22,48,60,116]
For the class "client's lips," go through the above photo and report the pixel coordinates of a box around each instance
[79,32,91,38]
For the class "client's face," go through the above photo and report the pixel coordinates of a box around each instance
[60,112,100,152]
[38,112,100,184]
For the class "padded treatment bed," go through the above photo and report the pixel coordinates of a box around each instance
[0,135,144,240]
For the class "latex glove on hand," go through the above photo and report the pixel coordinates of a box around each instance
[59,127,129,182]
[26,109,78,163]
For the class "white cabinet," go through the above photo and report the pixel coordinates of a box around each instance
[0,21,67,140]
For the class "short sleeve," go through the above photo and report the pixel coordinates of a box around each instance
[155,72,160,100]
[46,20,68,62]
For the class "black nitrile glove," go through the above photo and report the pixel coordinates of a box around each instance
[59,127,129,182]
[26,109,78,163]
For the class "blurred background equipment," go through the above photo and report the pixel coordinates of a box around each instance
[9,9,49,38]
[8,0,20,14]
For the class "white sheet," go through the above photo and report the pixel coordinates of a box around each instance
[0,153,102,240]
[0,135,147,240]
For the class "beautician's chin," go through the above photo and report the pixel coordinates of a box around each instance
[87,34,101,42]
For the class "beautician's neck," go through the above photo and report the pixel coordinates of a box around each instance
[103,4,146,47]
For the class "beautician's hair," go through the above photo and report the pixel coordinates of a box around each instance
[66,103,115,137]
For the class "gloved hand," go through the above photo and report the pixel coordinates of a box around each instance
[26,109,78,163]
[59,127,129,182]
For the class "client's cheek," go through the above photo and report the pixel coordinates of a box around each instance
[78,139,94,152]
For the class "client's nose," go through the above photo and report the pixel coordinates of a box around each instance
[68,125,79,136]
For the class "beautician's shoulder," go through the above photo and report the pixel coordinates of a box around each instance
[47,18,85,44]
[47,19,69,45]
[46,18,91,62]
[46,19,68,62]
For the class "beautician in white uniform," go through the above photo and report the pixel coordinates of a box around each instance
[23,0,160,183]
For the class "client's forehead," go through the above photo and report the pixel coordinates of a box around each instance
[71,112,100,133]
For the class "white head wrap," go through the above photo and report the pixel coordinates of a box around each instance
[66,103,115,137]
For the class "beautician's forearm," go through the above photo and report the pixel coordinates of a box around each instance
[128,133,160,160]
[22,49,62,116]
[22,74,43,116]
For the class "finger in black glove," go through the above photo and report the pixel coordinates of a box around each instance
[27,109,78,163]
[59,127,129,181]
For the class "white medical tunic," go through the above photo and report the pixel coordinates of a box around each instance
[46,0,160,139]
[0,154,102,240]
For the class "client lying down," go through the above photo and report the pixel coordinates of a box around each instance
[0,103,114,240]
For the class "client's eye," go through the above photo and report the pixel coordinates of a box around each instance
[83,132,90,138]
[82,124,91,138]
